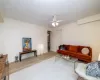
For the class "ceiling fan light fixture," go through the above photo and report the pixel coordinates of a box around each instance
[51,15,62,27]
[56,22,59,26]
[52,22,59,27]
[52,22,56,27]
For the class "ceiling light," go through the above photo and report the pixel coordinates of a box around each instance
[52,22,59,27]
[51,15,63,27]
[52,22,56,27]
[56,22,59,26]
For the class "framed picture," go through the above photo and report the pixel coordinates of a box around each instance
[22,38,32,52]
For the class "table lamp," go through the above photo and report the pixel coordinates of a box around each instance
[98,53,100,61]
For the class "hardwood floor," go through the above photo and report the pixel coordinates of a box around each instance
[9,52,57,74]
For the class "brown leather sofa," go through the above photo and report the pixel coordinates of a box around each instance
[57,44,92,63]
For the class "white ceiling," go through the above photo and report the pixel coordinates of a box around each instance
[1,0,100,27]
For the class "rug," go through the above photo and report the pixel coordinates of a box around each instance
[10,57,78,80]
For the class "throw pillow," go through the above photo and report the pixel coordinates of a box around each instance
[86,61,100,78]
[60,45,65,50]
[81,48,89,55]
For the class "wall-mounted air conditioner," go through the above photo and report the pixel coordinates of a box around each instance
[0,13,4,23]
[77,14,100,25]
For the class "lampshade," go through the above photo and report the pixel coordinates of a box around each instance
[37,44,44,55]
[98,53,100,61]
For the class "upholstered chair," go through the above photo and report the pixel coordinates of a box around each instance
[75,63,100,80]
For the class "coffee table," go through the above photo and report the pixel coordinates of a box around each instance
[55,54,78,69]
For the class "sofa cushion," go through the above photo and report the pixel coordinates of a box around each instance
[86,61,100,78]
[69,45,78,52]
[77,53,91,60]
[65,51,77,57]
[57,50,69,55]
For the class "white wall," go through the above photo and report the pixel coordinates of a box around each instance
[51,14,100,61]
[0,18,51,62]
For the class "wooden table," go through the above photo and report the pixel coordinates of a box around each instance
[19,50,37,61]
[0,55,9,80]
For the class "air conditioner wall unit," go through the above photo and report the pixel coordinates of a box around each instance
[0,13,4,23]
[77,14,100,25]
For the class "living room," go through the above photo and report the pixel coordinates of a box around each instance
[51,14,100,61]
[0,0,100,80]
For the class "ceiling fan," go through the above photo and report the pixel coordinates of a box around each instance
[51,15,63,27]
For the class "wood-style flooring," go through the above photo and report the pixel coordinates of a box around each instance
[9,52,57,74]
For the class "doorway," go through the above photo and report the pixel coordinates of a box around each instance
[51,29,62,51]
[47,31,51,52]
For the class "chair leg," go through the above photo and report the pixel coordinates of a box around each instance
[77,76,85,80]
[4,76,6,80]
[77,76,80,80]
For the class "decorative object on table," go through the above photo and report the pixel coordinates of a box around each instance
[63,56,70,60]
[15,56,19,62]
[58,55,77,63]
[22,38,32,52]
[0,54,3,58]
[86,61,100,78]
[62,55,68,59]
[81,48,89,55]
[62,55,71,60]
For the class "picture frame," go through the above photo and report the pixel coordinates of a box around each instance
[22,38,32,52]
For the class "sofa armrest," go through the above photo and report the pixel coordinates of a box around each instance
[58,45,61,50]
[89,47,92,57]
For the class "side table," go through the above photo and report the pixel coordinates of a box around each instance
[19,50,37,61]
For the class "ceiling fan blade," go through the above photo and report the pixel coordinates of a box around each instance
[50,21,56,23]
[50,20,63,23]
[53,16,57,22]
[56,20,63,22]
